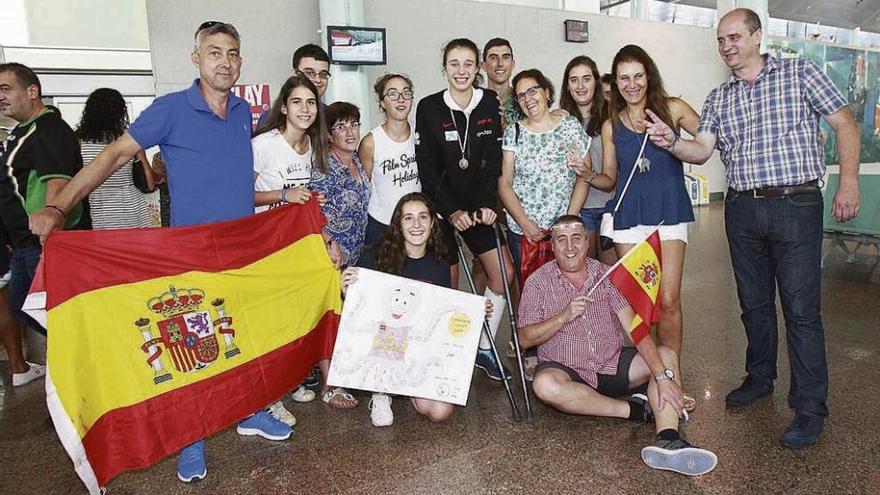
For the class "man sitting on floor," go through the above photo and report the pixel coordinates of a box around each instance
[517,214,717,476]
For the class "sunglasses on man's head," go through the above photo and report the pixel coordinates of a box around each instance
[195,20,229,39]
[198,20,222,31]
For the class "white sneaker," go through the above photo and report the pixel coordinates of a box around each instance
[291,386,316,403]
[12,361,46,387]
[267,400,297,427]
[368,393,393,427]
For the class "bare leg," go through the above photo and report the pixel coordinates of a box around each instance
[0,288,27,374]
[410,397,454,423]
[614,242,635,260]
[588,230,618,265]
[532,368,629,417]
[471,257,488,294]
[647,346,683,434]
[616,240,685,374]
[449,263,459,290]
[657,240,686,369]
[476,247,514,295]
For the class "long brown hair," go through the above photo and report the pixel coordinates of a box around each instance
[609,45,674,130]
[376,192,448,276]
[559,56,607,137]
[254,74,329,173]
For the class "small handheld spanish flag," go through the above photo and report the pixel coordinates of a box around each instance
[607,229,662,345]
[23,202,341,494]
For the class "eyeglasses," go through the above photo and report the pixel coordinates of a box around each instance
[331,121,361,133]
[515,85,542,103]
[383,90,414,101]
[300,68,332,81]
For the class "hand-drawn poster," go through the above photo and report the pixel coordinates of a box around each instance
[327,269,485,405]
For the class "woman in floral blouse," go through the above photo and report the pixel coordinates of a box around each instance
[498,69,590,274]
[310,102,371,267]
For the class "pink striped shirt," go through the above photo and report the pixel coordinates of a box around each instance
[518,258,630,388]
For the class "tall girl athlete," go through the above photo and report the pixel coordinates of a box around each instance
[581,45,700,410]
[415,38,514,382]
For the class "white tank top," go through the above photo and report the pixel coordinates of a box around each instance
[367,124,420,224]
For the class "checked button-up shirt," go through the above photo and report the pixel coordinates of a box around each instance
[698,54,847,192]
[518,258,630,388]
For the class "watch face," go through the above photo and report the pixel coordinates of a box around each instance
[663,369,675,379]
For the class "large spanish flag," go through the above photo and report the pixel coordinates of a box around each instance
[608,229,662,345]
[23,201,341,494]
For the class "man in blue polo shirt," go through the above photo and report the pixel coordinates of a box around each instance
[29,21,292,483]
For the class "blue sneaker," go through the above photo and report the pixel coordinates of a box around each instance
[236,411,292,440]
[176,440,207,483]
[475,348,512,381]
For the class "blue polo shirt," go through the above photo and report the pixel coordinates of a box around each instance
[129,79,254,227]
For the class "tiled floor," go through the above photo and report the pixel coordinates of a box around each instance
[2,203,879,494]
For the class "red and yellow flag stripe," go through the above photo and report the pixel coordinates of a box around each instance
[25,201,340,493]
[608,230,662,344]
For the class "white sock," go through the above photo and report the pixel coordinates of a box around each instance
[480,288,506,350]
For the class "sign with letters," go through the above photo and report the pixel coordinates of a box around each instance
[231,84,271,131]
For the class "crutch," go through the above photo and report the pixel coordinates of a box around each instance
[452,227,522,422]
[490,221,533,423]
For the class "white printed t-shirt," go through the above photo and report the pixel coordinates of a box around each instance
[252,129,313,213]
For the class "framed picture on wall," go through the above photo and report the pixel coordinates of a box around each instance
[326,26,387,65]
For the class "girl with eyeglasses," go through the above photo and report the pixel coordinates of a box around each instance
[498,69,590,276]
[359,73,421,248]
[415,38,514,382]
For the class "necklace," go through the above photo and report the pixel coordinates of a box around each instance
[624,106,651,173]
[448,107,470,170]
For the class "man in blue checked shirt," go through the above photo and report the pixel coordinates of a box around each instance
[643,8,861,450]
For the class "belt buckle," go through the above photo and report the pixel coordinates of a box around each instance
[752,188,766,199]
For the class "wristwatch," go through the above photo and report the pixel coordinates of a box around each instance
[655,369,675,381]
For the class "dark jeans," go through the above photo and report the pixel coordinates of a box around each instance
[9,245,45,335]
[724,188,827,417]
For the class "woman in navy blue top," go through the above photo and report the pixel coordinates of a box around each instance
[581,45,701,410]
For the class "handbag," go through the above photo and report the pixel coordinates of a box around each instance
[599,132,651,250]
[520,231,554,284]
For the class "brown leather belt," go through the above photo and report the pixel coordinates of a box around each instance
[740,180,820,199]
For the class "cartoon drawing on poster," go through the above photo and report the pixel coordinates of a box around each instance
[327,268,485,405]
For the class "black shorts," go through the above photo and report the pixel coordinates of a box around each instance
[454,222,506,257]
[535,347,645,398]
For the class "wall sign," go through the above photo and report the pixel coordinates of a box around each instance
[564,19,589,43]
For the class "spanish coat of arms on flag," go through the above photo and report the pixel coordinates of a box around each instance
[23,202,341,494]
